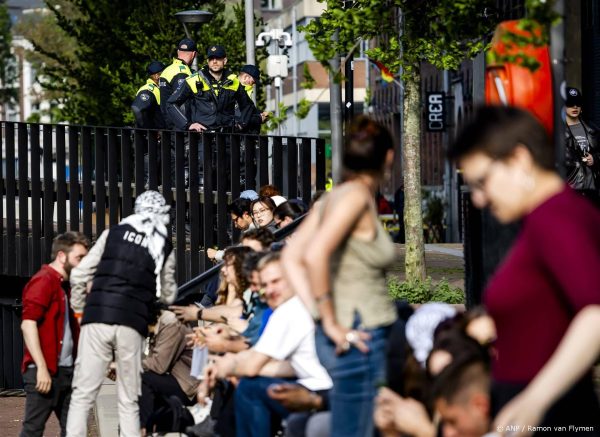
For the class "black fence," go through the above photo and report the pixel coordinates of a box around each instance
[0,122,327,283]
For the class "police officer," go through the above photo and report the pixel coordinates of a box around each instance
[237,64,269,134]
[131,61,166,129]
[166,45,255,132]
[159,38,197,129]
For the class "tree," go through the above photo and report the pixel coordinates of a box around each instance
[302,0,495,284]
[0,0,17,119]
[17,0,265,125]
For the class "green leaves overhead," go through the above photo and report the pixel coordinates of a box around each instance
[18,0,266,126]
[302,0,496,79]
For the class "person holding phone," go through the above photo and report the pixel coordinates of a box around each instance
[564,87,600,206]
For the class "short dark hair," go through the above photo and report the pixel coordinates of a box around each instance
[227,198,252,217]
[241,250,268,279]
[431,356,490,405]
[51,231,90,260]
[273,201,304,221]
[240,227,275,249]
[448,106,554,171]
[342,116,394,174]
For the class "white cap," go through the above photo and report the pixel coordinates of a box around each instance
[271,195,287,206]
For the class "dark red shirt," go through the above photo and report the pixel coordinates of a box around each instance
[21,264,80,375]
[485,187,600,383]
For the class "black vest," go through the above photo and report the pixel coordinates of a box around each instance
[82,223,172,336]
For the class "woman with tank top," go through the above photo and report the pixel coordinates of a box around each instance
[282,116,397,437]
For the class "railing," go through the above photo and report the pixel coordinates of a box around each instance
[0,122,327,283]
[175,212,306,304]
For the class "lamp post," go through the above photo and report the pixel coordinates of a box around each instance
[256,29,293,135]
[174,10,214,71]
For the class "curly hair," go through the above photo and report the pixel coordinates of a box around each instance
[216,246,252,304]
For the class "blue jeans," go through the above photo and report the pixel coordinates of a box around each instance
[234,376,293,437]
[315,318,390,437]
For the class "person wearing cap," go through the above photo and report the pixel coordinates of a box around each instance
[237,64,270,134]
[132,61,166,129]
[564,86,600,204]
[159,38,197,129]
[166,44,255,132]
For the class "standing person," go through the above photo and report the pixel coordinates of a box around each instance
[159,38,196,130]
[165,45,255,132]
[20,232,90,437]
[237,64,269,133]
[66,191,178,437]
[132,61,166,129]
[448,106,600,435]
[282,116,397,437]
[564,86,600,205]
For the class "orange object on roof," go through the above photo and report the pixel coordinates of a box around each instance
[485,20,554,136]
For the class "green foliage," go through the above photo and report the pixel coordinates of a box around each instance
[487,0,560,72]
[18,0,266,125]
[296,98,312,120]
[301,63,315,90]
[302,0,496,80]
[387,276,464,304]
[262,101,288,133]
[0,1,16,108]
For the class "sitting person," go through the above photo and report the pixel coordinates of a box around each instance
[240,227,275,252]
[140,308,198,436]
[251,196,278,232]
[432,357,492,437]
[197,251,272,353]
[205,252,332,437]
[208,198,256,262]
[170,246,252,331]
[273,201,305,230]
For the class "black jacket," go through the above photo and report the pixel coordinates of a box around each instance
[565,120,600,191]
[159,58,193,129]
[166,68,255,131]
[82,223,173,336]
[131,80,165,129]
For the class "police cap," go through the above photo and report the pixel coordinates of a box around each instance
[178,38,197,52]
[207,45,226,59]
[566,87,583,107]
[146,61,166,76]
[241,64,260,85]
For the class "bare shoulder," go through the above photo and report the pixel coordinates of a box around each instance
[325,181,371,212]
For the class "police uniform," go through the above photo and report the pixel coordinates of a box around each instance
[131,61,166,129]
[166,45,255,131]
[237,64,263,134]
[159,38,196,129]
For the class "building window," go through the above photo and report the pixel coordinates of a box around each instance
[261,0,282,10]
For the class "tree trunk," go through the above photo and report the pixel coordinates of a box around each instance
[402,71,426,283]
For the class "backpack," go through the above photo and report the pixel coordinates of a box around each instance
[146,395,195,434]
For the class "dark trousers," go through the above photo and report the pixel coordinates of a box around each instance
[139,370,191,431]
[234,376,293,437]
[20,366,73,437]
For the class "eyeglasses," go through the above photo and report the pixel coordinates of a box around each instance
[252,208,270,217]
[465,160,499,192]
[231,215,242,223]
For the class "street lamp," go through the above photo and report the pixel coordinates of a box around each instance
[256,29,293,134]
[174,10,214,71]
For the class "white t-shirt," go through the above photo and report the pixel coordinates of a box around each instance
[254,296,332,391]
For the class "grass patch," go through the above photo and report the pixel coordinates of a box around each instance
[388,276,465,304]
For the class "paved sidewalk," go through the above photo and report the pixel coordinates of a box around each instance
[0,390,99,436]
